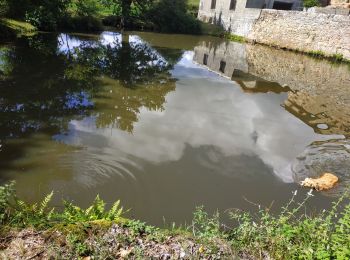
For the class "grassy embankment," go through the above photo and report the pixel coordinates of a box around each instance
[1,182,349,259]
[0,18,37,39]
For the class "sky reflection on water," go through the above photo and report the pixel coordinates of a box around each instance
[0,31,349,225]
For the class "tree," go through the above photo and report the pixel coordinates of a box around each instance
[0,0,8,17]
[103,0,153,28]
[75,0,101,17]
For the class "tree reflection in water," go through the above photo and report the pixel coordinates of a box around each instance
[0,32,179,140]
[63,33,178,132]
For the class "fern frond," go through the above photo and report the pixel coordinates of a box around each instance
[108,200,123,220]
[39,192,53,215]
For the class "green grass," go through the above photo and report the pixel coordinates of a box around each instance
[332,53,345,62]
[224,33,246,43]
[307,50,326,57]
[0,18,37,36]
[304,50,349,63]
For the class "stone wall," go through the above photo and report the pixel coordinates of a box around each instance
[198,1,350,60]
[248,10,350,60]
[198,0,262,36]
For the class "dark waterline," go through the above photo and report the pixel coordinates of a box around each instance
[0,31,349,226]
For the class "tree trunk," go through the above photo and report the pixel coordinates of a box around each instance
[121,0,132,30]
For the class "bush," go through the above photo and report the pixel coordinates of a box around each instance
[102,15,122,27]
[60,15,103,32]
[25,0,70,31]
[147,0,201,34]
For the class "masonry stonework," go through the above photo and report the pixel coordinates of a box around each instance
[198,0,350,60]
[248,10,350,60]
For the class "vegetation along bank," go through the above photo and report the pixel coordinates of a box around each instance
[1,183,350,259]
[0,0,203,37]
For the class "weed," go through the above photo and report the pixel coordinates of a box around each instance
[0,182,123,229]
[224,33,246,43]
[307,50,326,57]
[66,234,91,256]
[332,53,344,62]
[1,183,349,259]
[190,206,221,239]
[228,190,350,259]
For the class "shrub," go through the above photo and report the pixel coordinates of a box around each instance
[191,206,222,239]
[303,0,320,8]
[147,0,201,34]
[60,15,103,32]
[25,0,71,31]
[228,190,350,259]
[75,0,102,17]
[102,15,121,27]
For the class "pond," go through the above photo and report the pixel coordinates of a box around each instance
[0,31,349,226]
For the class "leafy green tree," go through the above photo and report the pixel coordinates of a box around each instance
[75,0,101,17]
[25,0,71,30]
[102,0,153,28]
[148,0,201,33]
[0,0,8,17]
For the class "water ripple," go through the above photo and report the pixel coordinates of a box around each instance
[59,148,139,188]
[292,139,350,197]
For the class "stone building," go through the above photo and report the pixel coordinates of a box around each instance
[199,0,303,12]
[198,0,350,60]
[198,0,303,35]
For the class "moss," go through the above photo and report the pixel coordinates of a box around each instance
[257,42,350,64]
[307,50,326,57]
[332,53,345,62]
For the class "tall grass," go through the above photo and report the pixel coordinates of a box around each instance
[191,189,350,259]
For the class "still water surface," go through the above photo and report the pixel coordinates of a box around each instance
[0,32,350,225]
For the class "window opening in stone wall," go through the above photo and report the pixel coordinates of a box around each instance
[272,1,293,10]
[219,61,226,73]
[211,0,216,9]
[203,54,208,65]
[245,0,266,9]
[230,0,237,10]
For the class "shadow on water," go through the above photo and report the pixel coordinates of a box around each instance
[0,31,350,225]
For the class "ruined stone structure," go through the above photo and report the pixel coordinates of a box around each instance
[193,40,350,137]
[331,0,350,8]
[198,0,350,60]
